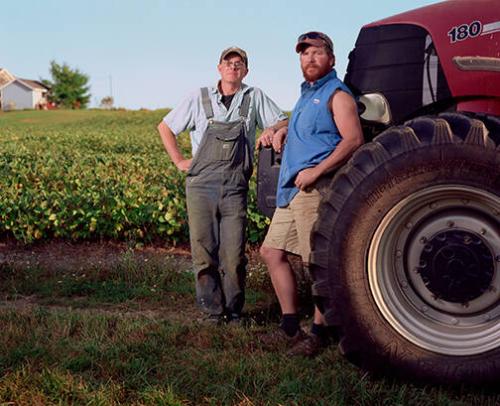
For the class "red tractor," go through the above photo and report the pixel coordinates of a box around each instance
[258,0,500,385]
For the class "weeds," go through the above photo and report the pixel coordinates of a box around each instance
[0,249,195,308]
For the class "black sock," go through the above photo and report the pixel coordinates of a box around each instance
[280,314,299,337]
[311,322,326,338]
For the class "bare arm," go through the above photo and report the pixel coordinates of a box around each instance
[295,90,363,190]
[157,121,192,172]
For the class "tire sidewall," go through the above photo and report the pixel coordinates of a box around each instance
[331,142,500,384]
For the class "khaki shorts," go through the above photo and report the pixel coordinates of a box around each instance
[262,187,322,263]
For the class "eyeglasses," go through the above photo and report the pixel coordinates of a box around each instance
[222,61,245,69]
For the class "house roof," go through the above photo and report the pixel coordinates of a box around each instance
[17,78,49,91]
[0,69,49,92]
[0,68,15,87]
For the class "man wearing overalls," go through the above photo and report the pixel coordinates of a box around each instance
[158,47,287,323]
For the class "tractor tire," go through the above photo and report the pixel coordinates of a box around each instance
[310,113,500,385]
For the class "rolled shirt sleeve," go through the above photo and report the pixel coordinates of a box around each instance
[163,90,198,136]
[252,87,288,132]
[163,89,208,154]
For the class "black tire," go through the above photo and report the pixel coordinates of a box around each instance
[310,113,500,385]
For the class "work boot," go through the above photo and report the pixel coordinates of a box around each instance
[258,327,308,350]
[224,313,242,326]
[287,333,326,357]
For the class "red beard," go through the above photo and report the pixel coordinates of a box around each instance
[302,63,332,82]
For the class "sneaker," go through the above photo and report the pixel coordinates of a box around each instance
[287,333,326,357]
[258,327,308,350]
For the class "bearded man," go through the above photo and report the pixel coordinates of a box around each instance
[258,32,363,356]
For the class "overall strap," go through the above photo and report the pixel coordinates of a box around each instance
[200,87,214,119]
[239,90,251,119]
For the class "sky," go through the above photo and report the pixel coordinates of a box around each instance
[2,0,439,111]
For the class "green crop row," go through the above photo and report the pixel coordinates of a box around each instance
[0,110,270,244]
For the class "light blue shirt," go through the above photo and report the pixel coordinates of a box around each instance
[163,83,287,155]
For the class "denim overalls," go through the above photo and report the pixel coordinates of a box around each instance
[185,87,252,316]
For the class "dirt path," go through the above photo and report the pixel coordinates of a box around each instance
[0,239,272,324]
[0,239,192,271]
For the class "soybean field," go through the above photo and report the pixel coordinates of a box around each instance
[0,109,269,245]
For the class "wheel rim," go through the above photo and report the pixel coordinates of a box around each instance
[368,185,500,355]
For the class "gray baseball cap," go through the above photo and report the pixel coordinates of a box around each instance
[219,46,248,67]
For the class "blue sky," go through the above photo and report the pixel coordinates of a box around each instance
[2,0,438,110]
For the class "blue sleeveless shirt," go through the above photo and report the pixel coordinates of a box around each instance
[276,69,352,207]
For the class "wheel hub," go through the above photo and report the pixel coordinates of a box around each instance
[368,185,500,355]
[419,230,494,303]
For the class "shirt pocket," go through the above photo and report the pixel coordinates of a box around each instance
[296,101,321,137]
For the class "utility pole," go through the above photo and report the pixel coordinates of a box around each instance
[109,75,113,98]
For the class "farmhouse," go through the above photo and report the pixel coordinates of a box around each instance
[0,68,50,111]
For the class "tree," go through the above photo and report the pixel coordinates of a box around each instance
[42,61,91,109]
[100,96,114,109]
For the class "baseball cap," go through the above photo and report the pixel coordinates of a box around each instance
[219,46,248,67]
[296,31,334,54]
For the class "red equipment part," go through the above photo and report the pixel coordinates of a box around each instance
[366,0,500,115]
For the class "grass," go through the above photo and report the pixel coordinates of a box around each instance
[1,250,192,306]
[0,247,499,405]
